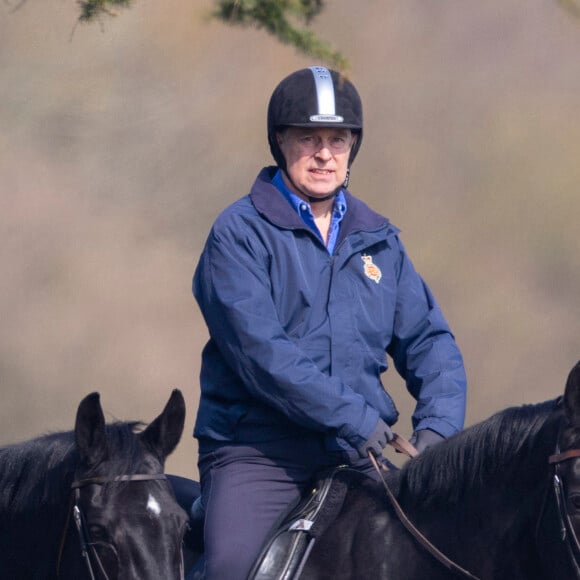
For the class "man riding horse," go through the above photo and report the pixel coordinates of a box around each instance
[190,65,468,579]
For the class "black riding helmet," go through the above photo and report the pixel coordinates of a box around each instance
[267,66,363,173]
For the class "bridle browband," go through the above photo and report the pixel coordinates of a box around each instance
[549,448,580,465]
[57,473,168,580]
[72,473,167,488]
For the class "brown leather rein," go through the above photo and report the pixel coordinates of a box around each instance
[56,473,168,580]
[371,434,481,580]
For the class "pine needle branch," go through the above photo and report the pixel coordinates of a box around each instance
[213,0,349,71]
[77,0,132,23]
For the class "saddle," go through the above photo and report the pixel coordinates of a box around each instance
[248,466,366,580]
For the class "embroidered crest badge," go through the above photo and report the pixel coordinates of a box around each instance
[361,254,382,284]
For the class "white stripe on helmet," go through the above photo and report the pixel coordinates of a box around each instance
[308,66,344,123]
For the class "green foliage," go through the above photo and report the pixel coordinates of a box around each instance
[213,0,349,70]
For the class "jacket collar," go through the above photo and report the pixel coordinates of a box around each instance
[250,167,390,241]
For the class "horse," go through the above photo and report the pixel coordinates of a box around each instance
[298,360,580,579]
[0,389,190,580]
[182,360,580,579]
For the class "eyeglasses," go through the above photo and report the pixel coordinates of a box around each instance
[290,131,354,155]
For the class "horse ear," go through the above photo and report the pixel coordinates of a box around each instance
[140,389,185,461]
[75,392,109,466]
[563,361,580,427]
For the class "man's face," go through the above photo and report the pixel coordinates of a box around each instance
[276,127,356,201]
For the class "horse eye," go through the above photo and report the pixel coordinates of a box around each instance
[88,524,109,541]
[568,493,580,510]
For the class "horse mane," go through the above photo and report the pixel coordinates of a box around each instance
[0,421,144,514]
[399,397,562,509]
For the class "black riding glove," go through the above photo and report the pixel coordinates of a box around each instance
[409,429,445,454]
[357,418,394,458]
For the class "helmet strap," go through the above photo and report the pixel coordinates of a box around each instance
[307,192,338,204]
[343,168,350,189]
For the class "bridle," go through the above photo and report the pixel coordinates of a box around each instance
[57,473,168,580]
[544,446,580,576]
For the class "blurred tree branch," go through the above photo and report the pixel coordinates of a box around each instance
[77,0,132,21]
[212,0,348,70]
[75,0,349,70]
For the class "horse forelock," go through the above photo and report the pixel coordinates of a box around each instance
[400,397,562,509]
[83,420,149,477]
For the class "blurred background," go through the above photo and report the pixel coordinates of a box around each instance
[1,0,579,479]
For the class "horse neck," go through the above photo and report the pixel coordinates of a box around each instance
[398,404,561,570]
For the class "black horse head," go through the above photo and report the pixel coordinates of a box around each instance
[0,389,189,580]
[561,361,580,541]
[536,361,580,580]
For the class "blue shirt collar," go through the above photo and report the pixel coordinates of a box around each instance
[272,170,347,254]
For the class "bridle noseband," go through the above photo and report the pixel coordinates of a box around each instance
[57,473,168,580]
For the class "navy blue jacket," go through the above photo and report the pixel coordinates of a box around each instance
[193,167,466,452]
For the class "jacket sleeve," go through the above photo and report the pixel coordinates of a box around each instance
[387,236,467,438]
[193,214,380,448]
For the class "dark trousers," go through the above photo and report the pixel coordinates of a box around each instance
[197,436,386,580]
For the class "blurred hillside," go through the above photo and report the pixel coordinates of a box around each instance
[1,0,579,478]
